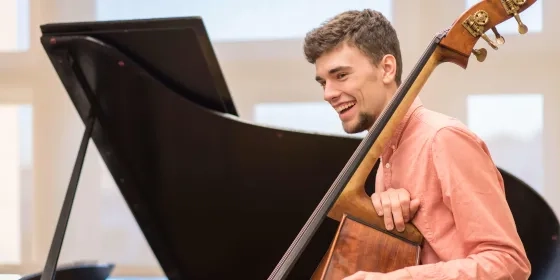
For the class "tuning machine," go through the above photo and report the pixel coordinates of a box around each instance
[491,27,505,45]
[514,14,529,34]
[502,0,529,34]
[472,48,488,62]
[473,26,504,62]
[480,24,507,49]
[464,1,529,63]
[463,10,505,62]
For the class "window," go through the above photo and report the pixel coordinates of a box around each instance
[0,0,30,52]
[466,94,543,193]
[465,0,542,34]
[96,0,392,41]
[0,104,32,265]
[253,102,366,137]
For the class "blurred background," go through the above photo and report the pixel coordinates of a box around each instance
[0,0,557,278]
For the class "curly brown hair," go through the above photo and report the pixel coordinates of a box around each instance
[303,9,403,85]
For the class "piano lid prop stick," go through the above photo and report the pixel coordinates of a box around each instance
[40,111,95,280]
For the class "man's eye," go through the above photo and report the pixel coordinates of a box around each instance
[337,73,347,79]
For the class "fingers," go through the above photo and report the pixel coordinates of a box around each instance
[381,192,394,231]
[371,193,383,216]
[370,188,420,233]
[399,191,411,223]
[389,191,405,232]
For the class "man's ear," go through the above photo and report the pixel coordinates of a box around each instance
[380,54,397,85]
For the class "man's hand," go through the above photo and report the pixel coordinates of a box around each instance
[371,188,420,232]
[342,271,385,280]
[343,270,412,280]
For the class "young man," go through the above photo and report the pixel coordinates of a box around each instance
[304,9,531,280]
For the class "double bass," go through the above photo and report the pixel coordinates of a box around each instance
[268,0,538,279]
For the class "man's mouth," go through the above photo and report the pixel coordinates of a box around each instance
[335,102,356,114]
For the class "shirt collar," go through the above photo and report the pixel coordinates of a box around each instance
[381,97,423,155]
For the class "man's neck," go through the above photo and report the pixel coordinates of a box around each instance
[363,83,400,132]
[366,96,423,155]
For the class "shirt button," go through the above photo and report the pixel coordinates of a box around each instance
[391,145,396,150]
[385,163,391,168]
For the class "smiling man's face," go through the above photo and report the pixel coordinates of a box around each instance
[314,42,398,134]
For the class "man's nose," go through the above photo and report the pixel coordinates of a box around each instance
[323,83,341,102]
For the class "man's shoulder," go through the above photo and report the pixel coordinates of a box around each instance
[409,107,482,145]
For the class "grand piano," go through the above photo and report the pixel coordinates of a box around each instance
[24,16,559,280]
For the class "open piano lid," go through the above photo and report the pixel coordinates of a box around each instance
[39,16,558,280]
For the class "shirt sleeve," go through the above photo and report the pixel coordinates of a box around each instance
[400,126,531,280]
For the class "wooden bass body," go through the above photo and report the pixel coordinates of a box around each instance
[313,214,420,279]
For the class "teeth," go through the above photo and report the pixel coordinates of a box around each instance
[336,102,355,113]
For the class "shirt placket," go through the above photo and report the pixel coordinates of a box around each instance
[382,144,395,189]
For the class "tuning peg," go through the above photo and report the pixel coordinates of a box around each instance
[501,0,528,34]
[472,48,487,62]
[480,34,499,50]
[491,27,505,45]
[513,13,528,34]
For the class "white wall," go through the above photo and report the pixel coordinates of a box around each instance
[96,0,392,41]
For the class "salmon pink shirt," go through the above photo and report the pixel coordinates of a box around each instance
[375,98,531,279]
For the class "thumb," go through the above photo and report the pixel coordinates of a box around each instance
[410,198,420,217]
